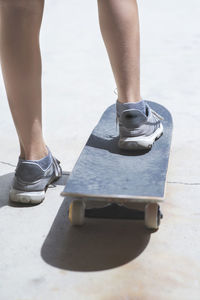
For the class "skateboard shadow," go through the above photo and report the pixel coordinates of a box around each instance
[86,134,150,156]
[41,197,152,272]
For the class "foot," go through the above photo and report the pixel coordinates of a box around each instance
[9,146,62,204]
[116,99,163,150]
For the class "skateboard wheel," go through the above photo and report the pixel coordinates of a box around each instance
[68,200,86,226]
[144,203,161,230]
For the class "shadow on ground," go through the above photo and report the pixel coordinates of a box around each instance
[0,172,14,207]
[41,196,152,272]
[0,172,152,271]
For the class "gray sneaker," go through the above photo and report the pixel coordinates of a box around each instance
[9,147,62,204]
[116,100,163,150]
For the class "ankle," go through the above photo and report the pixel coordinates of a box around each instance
[117,95,142,103]
[24,144,49,161]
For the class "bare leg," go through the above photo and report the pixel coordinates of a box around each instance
[0,0,47,160]
[97,0,141,103]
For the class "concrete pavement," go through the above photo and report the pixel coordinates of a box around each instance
[0,0,200,299]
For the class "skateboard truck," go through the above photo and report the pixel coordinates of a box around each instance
[85,203,144,220]
[68,200,163,230]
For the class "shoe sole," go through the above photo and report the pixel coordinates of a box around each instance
[118,123,163,150]
[9,189,46,204]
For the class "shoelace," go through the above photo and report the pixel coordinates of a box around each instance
[52,156,62,177]
[151,109,164,120]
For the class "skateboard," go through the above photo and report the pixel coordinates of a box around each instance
[61,101,173,230]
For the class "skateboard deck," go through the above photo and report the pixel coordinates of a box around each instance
[61,101,173,229]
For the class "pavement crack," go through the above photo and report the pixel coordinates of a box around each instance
[0,161,16,168]
[167,181,200,186]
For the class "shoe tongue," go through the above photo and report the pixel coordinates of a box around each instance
[117,100,147,116]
